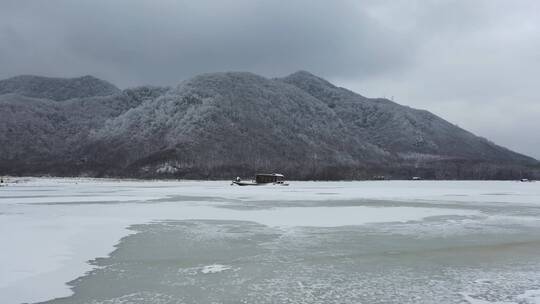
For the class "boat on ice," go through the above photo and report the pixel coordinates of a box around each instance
[232,173,288,186]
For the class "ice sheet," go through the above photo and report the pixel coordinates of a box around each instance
[200,264,233,274]
[1,178,539,304]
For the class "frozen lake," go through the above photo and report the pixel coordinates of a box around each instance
[1,178,540,303]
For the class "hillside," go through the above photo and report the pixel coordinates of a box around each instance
[0,71,537,179]
[281,71,533,163]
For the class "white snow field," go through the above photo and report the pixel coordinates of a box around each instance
[1,178,540,304]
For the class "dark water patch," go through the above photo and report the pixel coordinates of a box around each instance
[24,200,143,206]
[40,219,540,304]
[216,198,494,213]
[147,195,243,204]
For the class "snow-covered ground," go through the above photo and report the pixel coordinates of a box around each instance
[1,178,539,304]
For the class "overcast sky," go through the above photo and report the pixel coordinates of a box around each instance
[1,0,539,159]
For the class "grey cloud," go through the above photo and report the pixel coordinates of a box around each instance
[0,0,416,86]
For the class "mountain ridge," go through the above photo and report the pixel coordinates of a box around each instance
[0,75,120,101]
[0,71,537,179]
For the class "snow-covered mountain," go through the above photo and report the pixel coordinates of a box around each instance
[0,75,120,101]
[0,72,537,179]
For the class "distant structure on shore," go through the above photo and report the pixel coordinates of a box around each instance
[232,173,288,186]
